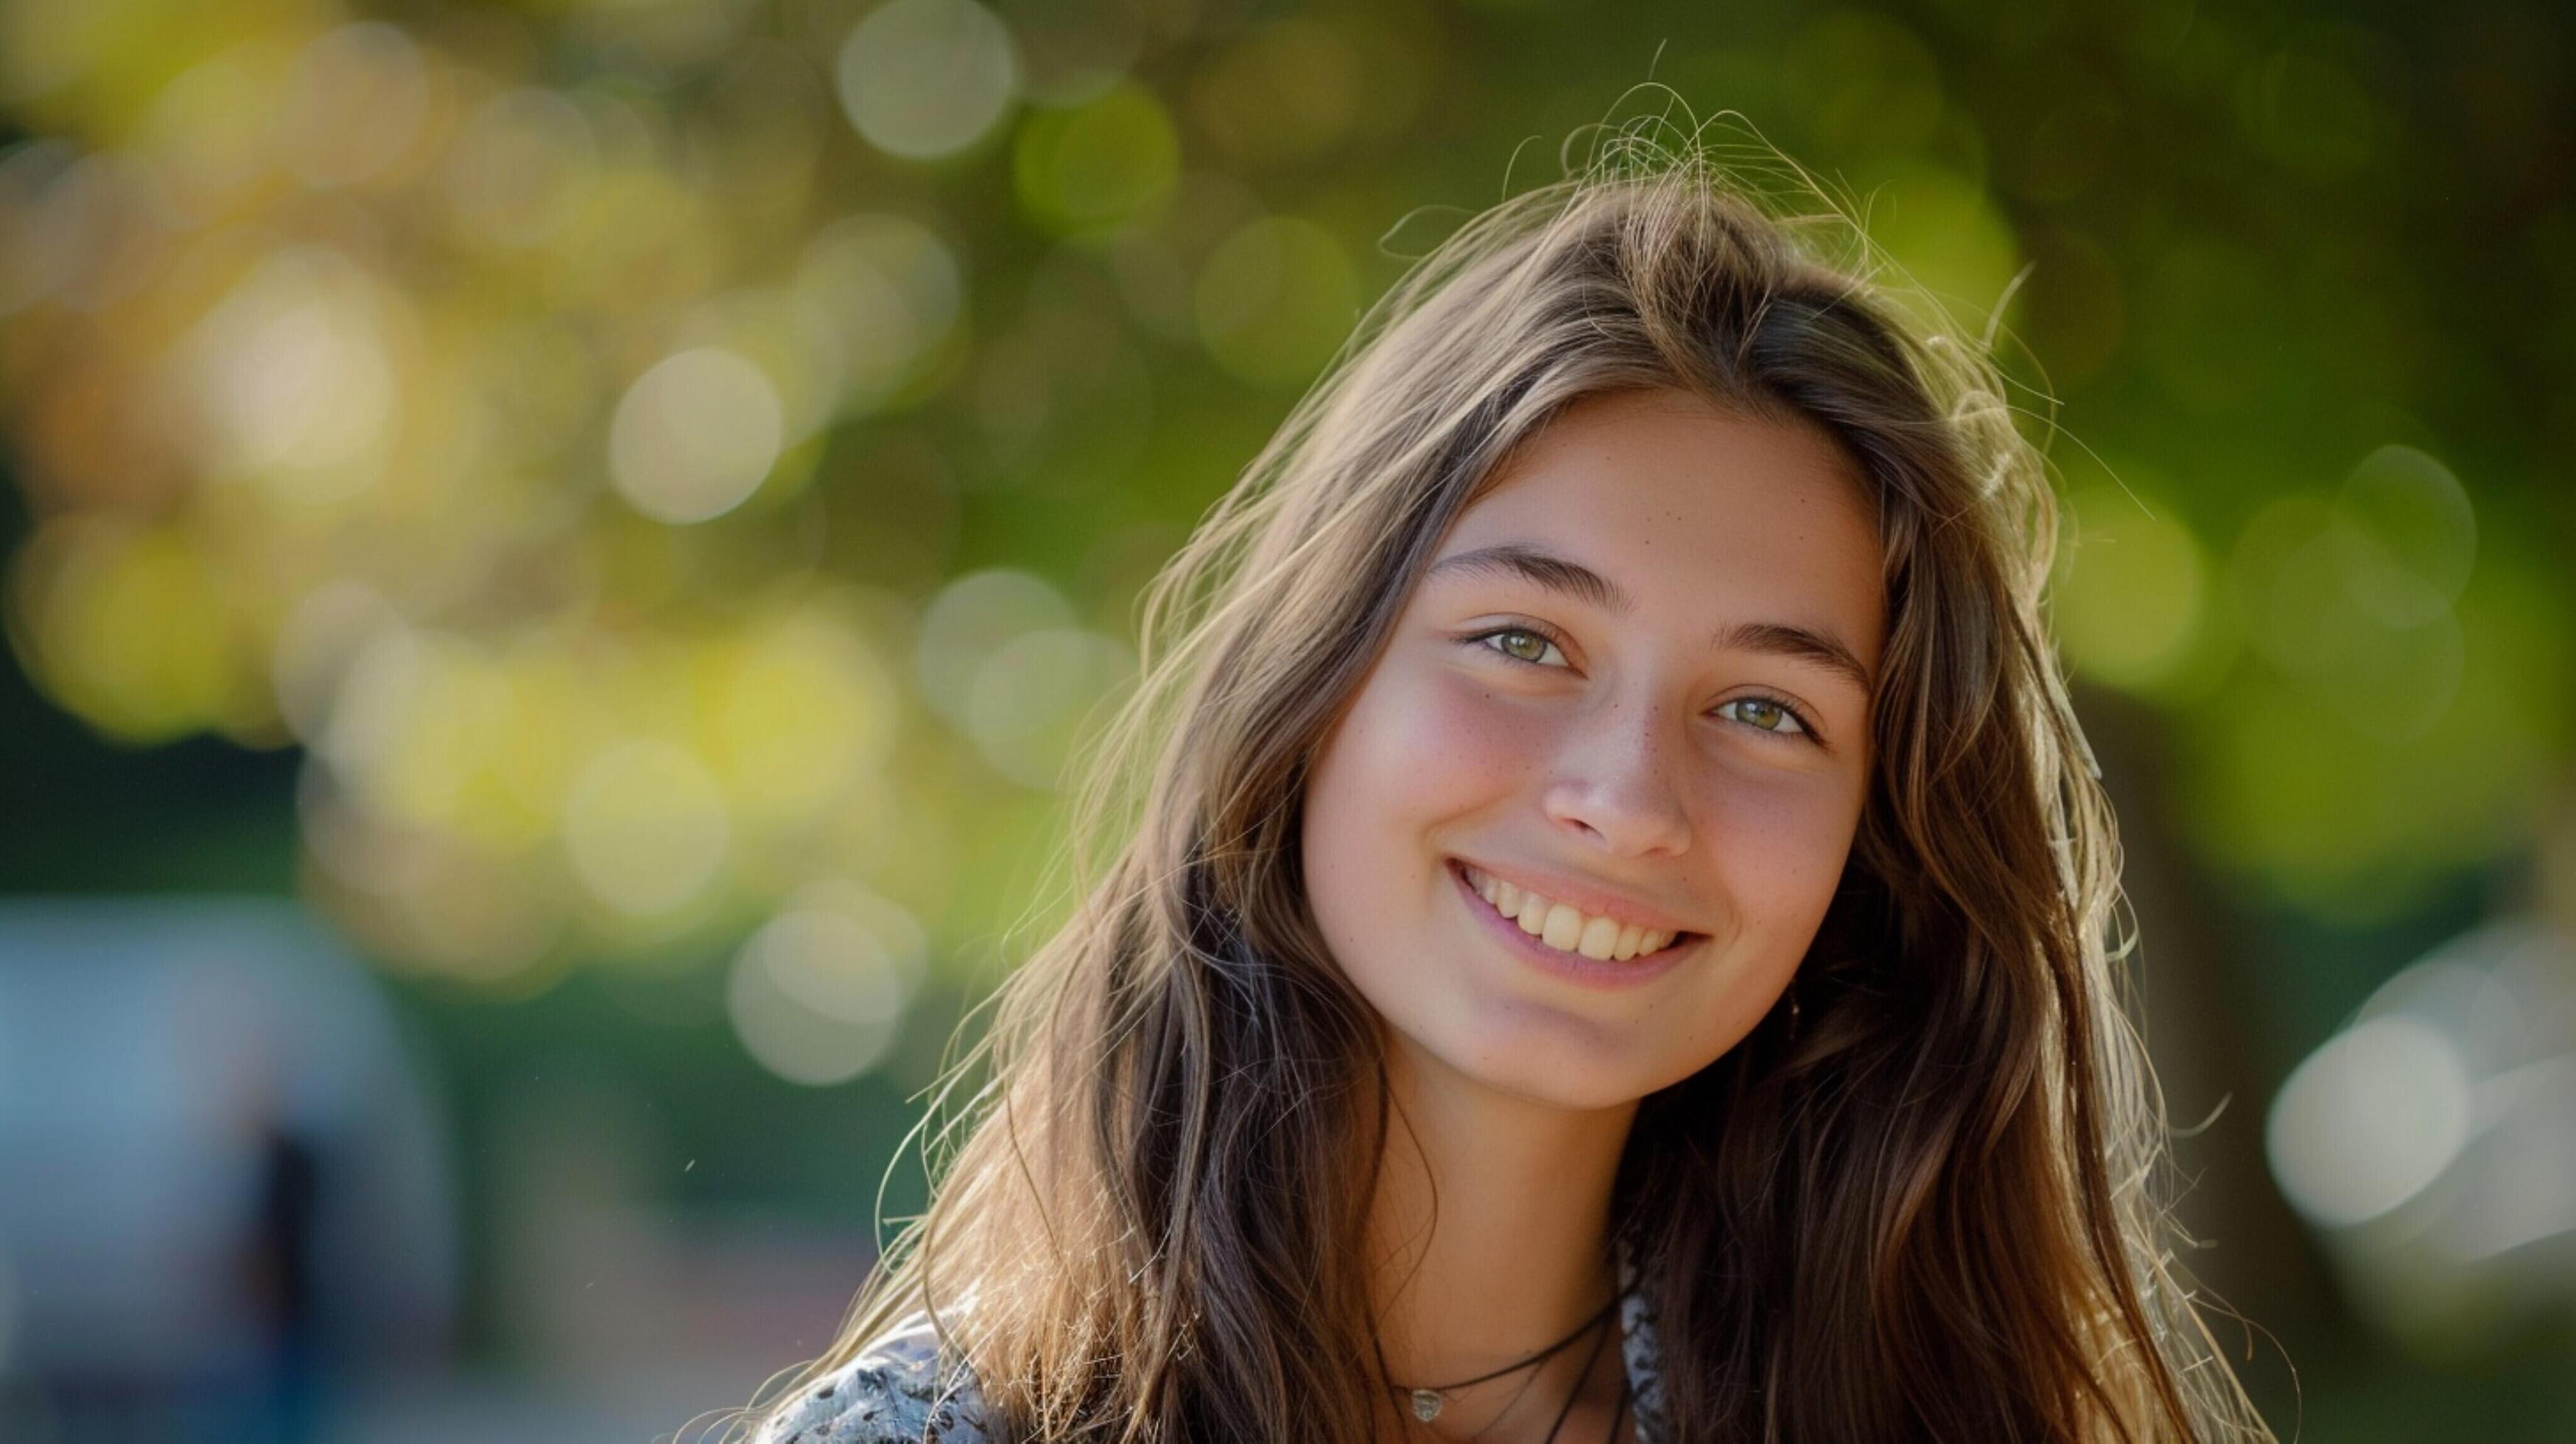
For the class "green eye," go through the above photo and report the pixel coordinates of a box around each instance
[1492,629,1552,663]
[1718,696,1810,737]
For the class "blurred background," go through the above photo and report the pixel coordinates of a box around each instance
[0,0,2569,1439]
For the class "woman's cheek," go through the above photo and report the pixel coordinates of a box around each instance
[1302,657,1520,908]
[1710,783,1859,958]
[1385,663,1555,802]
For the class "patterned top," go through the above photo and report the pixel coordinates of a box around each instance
[756,1237,1671,1444]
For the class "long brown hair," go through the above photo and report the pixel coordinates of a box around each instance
[723,119,2275,1443]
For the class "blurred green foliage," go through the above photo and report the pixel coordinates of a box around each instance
[6,0,2565,981]
[0,0,2570,1429]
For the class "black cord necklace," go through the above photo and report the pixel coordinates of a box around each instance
[1534,1303,1618,1444]
[1385,1294,1621,1426]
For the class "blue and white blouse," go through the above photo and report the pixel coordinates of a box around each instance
[754,1238,1670,1443]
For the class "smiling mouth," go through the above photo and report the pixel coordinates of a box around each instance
[1453,860,1699,963]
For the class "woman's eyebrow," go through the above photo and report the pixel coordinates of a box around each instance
[1427,542,1626,612]
[1424,542,1875,694]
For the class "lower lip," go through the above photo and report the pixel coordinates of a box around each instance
[1447,859,1699,992]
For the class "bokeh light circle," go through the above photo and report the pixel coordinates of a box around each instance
[562,737,733,917]
[2268,1014,2474,1227]
[607,346,785,524]
[794,214,964,410]
[2332,444,2476,628]
[1012,83,1179,236]
[1193,215,1357,388]
[913,567,1076,726]
[190,246,401,503]
[965,627,1134,789]
[2053,480,2211,694]
[835,0,1019,161]
[726,890,919,1085]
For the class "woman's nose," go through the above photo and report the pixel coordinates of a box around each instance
[1538,698,1693,858]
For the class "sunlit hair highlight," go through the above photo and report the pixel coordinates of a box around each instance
[712,109,2278,1444]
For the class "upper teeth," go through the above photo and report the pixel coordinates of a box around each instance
[1463,864,1678,962]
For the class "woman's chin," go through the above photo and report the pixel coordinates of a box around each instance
[1391,1023,1665,1115]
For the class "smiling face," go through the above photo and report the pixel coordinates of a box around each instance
[1299,387,1887,1111]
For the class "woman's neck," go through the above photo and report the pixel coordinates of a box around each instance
[1364,1036,1638,1436]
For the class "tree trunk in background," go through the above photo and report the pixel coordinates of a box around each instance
[2076,683,2340,1409]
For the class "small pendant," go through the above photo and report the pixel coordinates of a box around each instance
[1409,1388,1445,1423]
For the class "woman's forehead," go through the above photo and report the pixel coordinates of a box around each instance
[1472,387,1866,502]
[1433,390,1886,663]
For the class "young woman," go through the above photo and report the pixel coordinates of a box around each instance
[723,138,2278,1443]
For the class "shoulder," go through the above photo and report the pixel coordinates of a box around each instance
[754,1312,993,1444]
